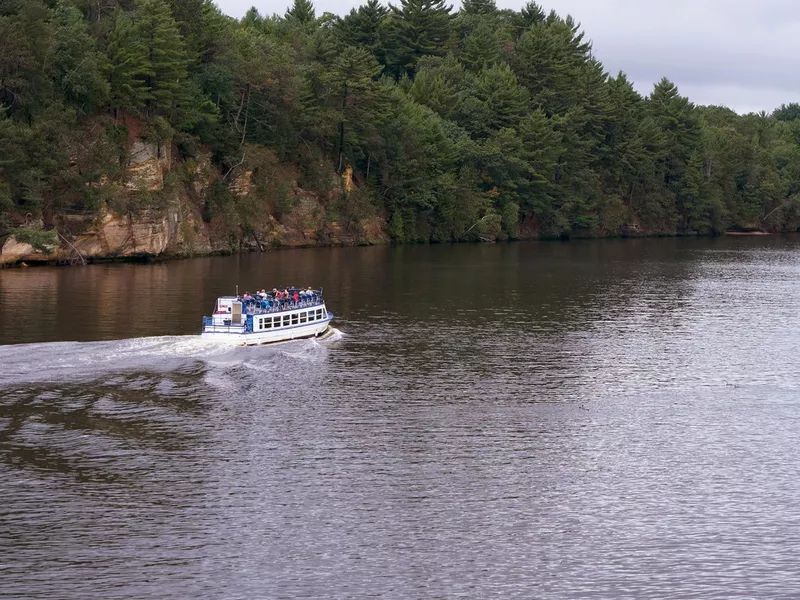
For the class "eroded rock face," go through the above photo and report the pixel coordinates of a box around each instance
[72,210,175,258]
[1,237,36,265]
[126,140,171,191]
[230,170,253,197]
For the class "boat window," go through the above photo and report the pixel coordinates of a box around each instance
[316,309,323,319]
[308,312,315,321]
[291,313,299,325]
[264,318,272,329]
[300,312,307,323]
[282,315,290,327]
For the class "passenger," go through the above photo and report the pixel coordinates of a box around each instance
[293,291,300,304]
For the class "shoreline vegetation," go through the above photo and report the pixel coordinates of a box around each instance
[3,0,800,267]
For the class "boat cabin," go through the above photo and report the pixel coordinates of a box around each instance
[202,287,330,338]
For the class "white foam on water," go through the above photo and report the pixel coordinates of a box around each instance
[0,336,236,387]
[0,330,345,388]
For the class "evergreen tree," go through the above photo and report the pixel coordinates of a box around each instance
[511,1,545,37]
[53,3,110,112]
[335,0,388,61]
[465,63,529,137]
[106,10,152,113]
[773,103,800,122]
[408,55,469,120]
[135,0,191,116]
[460,16,503,71]
[648,77,702,231]
[324,46,385,172]
[0,0,56,118]
[285,0,316,25]
[511,15,591,116]
[383,0,454,77]
[461,0,496,16]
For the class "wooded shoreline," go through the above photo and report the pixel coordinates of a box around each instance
[1,227,784,269]
[3,0,800,265]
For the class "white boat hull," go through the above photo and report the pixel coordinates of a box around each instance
[201,318,333,346]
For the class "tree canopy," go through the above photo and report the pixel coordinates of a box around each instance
[2,0,800,244]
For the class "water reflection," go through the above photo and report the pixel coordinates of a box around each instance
[2,236,800,598]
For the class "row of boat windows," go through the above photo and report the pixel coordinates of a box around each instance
[256,308,325,330]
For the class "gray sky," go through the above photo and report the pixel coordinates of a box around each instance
[213,0,800,114]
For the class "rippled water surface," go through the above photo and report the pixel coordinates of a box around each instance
[2,238,800,598]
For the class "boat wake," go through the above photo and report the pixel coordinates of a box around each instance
[0,328,344,388]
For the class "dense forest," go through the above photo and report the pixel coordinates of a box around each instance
[3,0,800,258]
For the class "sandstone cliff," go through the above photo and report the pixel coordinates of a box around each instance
[1,120,389,267]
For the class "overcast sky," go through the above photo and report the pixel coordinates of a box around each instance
[213,0,800,114]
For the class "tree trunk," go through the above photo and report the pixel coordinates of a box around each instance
[234,85,248,133]
[239,86,251,148]
[337,83,347,174]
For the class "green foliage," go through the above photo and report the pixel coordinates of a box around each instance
[384,0,455,77]
[3,0,800,246]
[106,10,153,112]
[773,103,800,122]
[53,2,110,112]
[286,0,316,25]
[10,222,59,253]
[336,0,388,61]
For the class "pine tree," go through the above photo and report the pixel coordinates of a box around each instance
[106,10,153,113]
[773,103,800,122]
[285,0,316,25]
[0,0,56,118]
[135,0,190,116]
[512,1,545,37]
[325,46,385,172]
[408,55,469,120]
[53,3,110,112]
[383,0,454,77]
[647,77,702,231]
[336,0,388,60]
[511,16,591,116]
[464,63,529,137]
[461,0,496,16]
[460,16,503,71]
[242,7,264,29]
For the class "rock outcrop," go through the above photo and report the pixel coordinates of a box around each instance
[0,237,54,266]
[126,139,171,191]
[0,126,385,267]
[71,210,175,259]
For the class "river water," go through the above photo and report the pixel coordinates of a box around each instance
[1,237,800,598]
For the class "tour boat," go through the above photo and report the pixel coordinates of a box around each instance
[201,288,334,345]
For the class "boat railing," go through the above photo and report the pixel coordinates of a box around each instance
[240,297,324,316]
[202,319,246,334]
